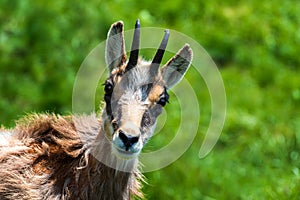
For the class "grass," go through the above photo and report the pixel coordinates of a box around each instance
[1,0,300,199]
[143,66,300,199]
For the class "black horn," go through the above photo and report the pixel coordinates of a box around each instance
[126,19,140,72]
[152,29,170,65]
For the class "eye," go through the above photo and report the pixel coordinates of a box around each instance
[157,88,169,106]
[112,120,118,131]
[104,80,114,95]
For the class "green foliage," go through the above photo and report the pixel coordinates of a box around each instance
[1,0,299,199]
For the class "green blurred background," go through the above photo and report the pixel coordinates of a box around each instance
[1,0,300,199]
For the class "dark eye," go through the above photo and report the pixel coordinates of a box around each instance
[112,120,118,131]
[157,88,169,106]
[104,80,114,95]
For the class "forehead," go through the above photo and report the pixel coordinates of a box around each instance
[109,61,165,103]
[111,61,164,89]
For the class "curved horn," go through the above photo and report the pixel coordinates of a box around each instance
[126,19,140,72]
[152,29,170,64]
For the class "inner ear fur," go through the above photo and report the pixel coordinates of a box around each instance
[105,21,127,73]
[161,44,193,89]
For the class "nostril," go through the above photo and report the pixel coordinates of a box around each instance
[118,130,128,143]
[130,136,139,144]
[118,130,139,150]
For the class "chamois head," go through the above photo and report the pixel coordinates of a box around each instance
[103,20,193,160]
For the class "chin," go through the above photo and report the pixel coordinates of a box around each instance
[112,146,140,160]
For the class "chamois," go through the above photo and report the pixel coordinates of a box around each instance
[0,20,193,199]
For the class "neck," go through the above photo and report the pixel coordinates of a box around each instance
[91,126,139,173]
[70,113,143,199]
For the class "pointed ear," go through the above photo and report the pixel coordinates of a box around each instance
[161,44,193,89]
[105,21,126,73]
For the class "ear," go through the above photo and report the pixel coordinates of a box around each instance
[161,44,193,88]
[105,21,126,73]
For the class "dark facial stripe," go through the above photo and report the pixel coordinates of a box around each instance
[104,79,114,121]
[141,83,153,101]
[141,110,152,128]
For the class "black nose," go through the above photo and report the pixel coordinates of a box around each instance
[118,130,139,151]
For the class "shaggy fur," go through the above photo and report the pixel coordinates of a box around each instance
[0,20,192,200]
[0,113,143,200]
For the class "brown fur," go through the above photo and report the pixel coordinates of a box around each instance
[0,20,193,200]
[0,113,143,200]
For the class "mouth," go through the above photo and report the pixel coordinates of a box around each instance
[112,146,140,160]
